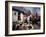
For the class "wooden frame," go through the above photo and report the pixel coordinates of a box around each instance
[5,1,45,36]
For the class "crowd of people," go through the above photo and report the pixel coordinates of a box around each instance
[12,12,40,30]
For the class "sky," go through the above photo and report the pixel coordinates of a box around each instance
[12,6,40,16]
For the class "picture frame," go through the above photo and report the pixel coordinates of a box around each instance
[5,1,45,36]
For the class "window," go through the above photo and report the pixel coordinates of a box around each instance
[18,13,21,20]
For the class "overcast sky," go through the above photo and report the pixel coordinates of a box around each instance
[13,6,40,16]
[24,7,40,16]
